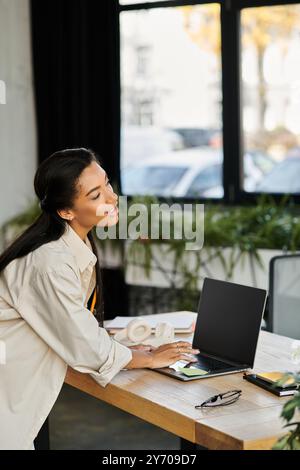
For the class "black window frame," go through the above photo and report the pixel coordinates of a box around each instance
[118,0,300,205]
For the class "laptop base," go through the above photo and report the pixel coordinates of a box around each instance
[154,366,249,382]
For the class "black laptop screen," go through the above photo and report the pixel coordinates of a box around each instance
[192,278,267,368]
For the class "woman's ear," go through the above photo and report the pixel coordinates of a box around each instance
[57,209,74,221]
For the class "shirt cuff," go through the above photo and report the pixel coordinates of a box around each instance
[89,340,133,388]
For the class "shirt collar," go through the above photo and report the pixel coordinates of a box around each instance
[61,224,97,273]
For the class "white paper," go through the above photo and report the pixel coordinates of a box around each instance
[106,312,195,330]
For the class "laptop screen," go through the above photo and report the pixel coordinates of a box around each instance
[192,278,267,368]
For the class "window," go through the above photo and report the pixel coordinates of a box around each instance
[185,164,222,198]
[120,3,223,198]
[119,1,300,203]
[122,165,188,196]
[256,158,300,193]
[241,3,300,194]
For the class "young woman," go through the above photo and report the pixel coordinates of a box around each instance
[0,148,199,450]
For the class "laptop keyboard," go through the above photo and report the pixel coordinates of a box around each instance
[193,354,235,372]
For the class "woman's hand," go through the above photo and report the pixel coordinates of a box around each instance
[128,344,156,352]
[148,341,200,369]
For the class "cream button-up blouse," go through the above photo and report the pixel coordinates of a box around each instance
[0,224,132,450]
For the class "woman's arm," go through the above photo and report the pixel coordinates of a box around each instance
[17,263,132,387]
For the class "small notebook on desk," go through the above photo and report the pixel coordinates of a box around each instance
[106,312,196,334]
[243,372,299,396]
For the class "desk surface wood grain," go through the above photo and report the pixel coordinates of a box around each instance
[64,312,299,450]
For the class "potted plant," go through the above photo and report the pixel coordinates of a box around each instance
[273,372,300,450]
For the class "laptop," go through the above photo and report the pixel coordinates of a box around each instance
[155,278,267,381]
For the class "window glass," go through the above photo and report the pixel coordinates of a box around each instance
[120,4,223,197]
[241,4,300,193]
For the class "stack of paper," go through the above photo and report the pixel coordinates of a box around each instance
[105,311,196,334]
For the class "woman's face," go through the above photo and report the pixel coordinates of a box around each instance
[68,161,119,229]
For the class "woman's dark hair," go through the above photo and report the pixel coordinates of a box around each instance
[0,148,105,326]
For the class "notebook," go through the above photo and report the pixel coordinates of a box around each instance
[256,372,296,388]
[243,372,299,396]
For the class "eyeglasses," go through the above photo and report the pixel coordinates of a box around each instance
[195,389,242,408]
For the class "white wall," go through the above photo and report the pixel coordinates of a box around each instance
[0,0,37,230]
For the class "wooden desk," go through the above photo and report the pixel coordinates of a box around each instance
[65,312,299,450]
